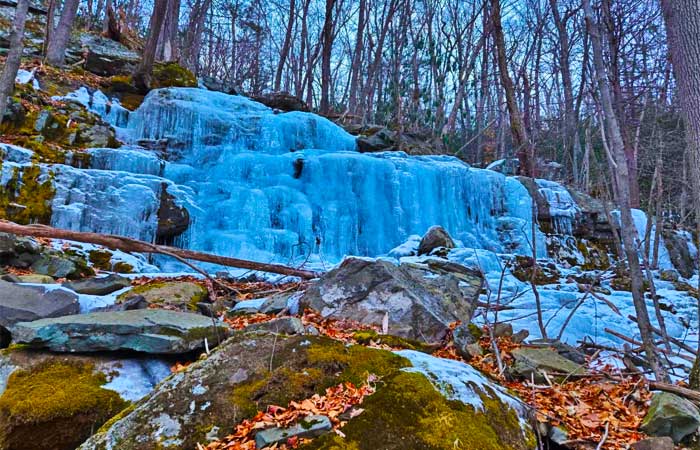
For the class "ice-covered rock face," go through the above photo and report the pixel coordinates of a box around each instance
[118,88,542,263]
[3,87,546,266]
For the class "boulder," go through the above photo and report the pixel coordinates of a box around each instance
[630,436,674,450]
[30,255,78,279]
[510,347,583,382]
[660,269,681,282]
[299,257,482,343]
[417,225,456,256]
[641,392,700,443]
[0,349,171,450]
[15,274,55,284]
[662,229,695,278]
[117,281,208,311]
[244,317,306,335]
[156,186,190,244]
[10,309,228,354]
[72,33,139,76]
[252,92,309,112]
[63,274,131,295]
[79,335,534,450]
[0,281,79,328]
[357,127,395,152]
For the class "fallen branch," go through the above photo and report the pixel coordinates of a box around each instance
[628,314,697,355]
[0,221,322,279]
[649,381,700,404]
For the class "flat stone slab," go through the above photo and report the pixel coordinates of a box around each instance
[10,309,228,354]
[63,274,131,295]
[255,415,332,448]
[0,280,79,327]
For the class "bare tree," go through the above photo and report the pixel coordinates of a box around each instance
[274,0,296,92]
[584,0,666,381]
[661,0,700,388]
[133,0,169,91]
[0,0,30,125]
[319,0,337,114]
[490,0,534,177]
[45,0,80,66]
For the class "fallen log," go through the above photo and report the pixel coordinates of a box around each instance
[0,221,322,280]
[649,381,700,404]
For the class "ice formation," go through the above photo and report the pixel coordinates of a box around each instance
[536,178,580,235]
[13,87,552,266]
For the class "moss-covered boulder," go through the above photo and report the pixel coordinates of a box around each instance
[0,358,128,450]
[117,281,208,311]
[151,63,197,89]
[641,392,700,443]
[511,256,560,285]
[78,334,534,450]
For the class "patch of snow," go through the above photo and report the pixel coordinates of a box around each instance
[101,359,172,401]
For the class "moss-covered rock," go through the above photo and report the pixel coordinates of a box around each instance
[78,334,409,449]
[79,334,534,450]
[301,371,532,450]
[511,256,560,285]
[0,360,128,450]
[0,164,55,225]
[117,280,208,311]
[151,62,197,89]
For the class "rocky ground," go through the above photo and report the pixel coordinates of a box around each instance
[0,225,696,450]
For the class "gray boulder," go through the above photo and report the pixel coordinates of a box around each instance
[510,347,583,382]
[30,254,77,278]
[63,274,131,295]
[299,257,482,343]
[641,392,700,443]
[71,33,139,76]
[662,229,695,278]
[10,309,228,354]
[417,225,456,255]
[630,437,674,450]
[0,281,79,328]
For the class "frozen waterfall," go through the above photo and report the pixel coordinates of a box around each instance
[9,87,550,266]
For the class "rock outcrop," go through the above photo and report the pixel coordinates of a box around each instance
[79,334,534,450]
[641,392,700,443]
[0,281,79,329]
[417,225,456,256]
[10,309,227,354]
[300,257,482,343]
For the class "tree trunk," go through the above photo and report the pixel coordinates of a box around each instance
[133,0,169,91]
[274,0,296,92]
[319,0,336,114]
[661,0,700,388]
[0,0,29,126]
[45,0,80,66]
[0,221,321,279]
[156,0,180,62]
[584,0,667,382]
[347,0,366,115]
[490,0,534,177]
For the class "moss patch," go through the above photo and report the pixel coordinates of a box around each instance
[0,361,128,450]
[151,62,197,89]
[0,164,55,224]
[113,261,135,273]
[352,330,434,352]
[300,371,534,450]
[117,280,208,311]
[230,338,410,419]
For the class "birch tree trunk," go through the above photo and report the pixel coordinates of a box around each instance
[584,0,667,381]
[45,0,80,66]
[0,0,29,125]
[660,0,700,388]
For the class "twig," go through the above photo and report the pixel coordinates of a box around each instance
[595,421,610,450]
